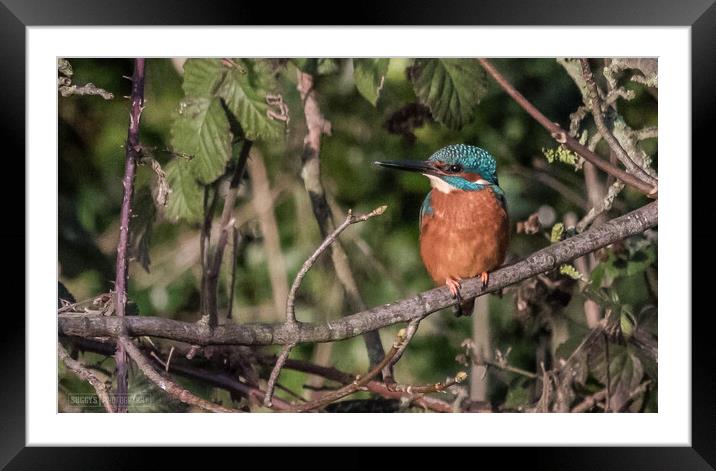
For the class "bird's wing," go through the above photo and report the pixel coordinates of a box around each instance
[419,191,433,228]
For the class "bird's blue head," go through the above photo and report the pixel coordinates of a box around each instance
[375,144,502,194]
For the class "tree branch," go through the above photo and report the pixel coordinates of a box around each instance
[206,140,253,324]
[60,201,657,347]
[113,58,145,412]
[264,205,387,406]
[119,336,241,413]
[477,59,657,197]
[286,329,409,412]
[297,70,386,367]
[578,59,657,186]
[58,343,114,413]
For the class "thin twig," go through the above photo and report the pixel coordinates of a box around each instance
[286,206,387,323]
[256,356,452,412]
[119,336,240,413]
[63,335,293,410]
[286,329,408,412]
[113,58,145,412]
[226,226,240,320]
[384,372,468,394]
[467,346,538,380]
[200,186,218,324]
[263,343,296,407]
[477,59,656,197]
[383,316,423,384]
[576,180,625,232]
[571,389,607,413]
[58,344,114,413]
[206,140,253,324]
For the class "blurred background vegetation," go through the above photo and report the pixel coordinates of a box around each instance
[58,58,657,412]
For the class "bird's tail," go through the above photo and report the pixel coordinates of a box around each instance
[453,298,475,317]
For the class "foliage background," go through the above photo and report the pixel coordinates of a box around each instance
[58,58,657,412]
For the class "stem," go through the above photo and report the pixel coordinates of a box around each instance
[113,58,145,412]
[206,140,253,324]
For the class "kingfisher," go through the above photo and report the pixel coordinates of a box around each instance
[375,144,509,316]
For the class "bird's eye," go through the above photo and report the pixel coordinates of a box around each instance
[448,164,462,173]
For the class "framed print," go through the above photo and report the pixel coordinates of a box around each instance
[3,0,713,466]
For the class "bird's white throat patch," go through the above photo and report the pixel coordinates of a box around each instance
[424,174,492,193]
[424,174,456,193]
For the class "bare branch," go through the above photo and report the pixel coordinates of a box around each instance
[571,389,607,413]
[477,59,657,197]
[58,343,114,413]
[577,180,625,233]
[60,201,657,348]
[286,206,387,323]
[385,371,468,395]
[579,59,657,186]
[206,140,253,324]
[286,329,409,412]
[113,58,145,412]
[119,336,241,413]
[263,343,295,407]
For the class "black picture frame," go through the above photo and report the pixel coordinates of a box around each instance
[4,0,712,467]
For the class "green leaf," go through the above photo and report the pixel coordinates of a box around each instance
[317,58,340,75]
[353,58,389,106]
[559,263,584,281]
[182,59,226,97]
[292,58,318,74]
[164,159,204,223]
[620,309,637,338]
[589,343,644,402]
[543,146,583,169]
[171,96,232,184]
[218,60,284,141]
[409,59,487,129]
[550,222,564,242]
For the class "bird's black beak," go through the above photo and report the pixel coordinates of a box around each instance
[374,160,440,176]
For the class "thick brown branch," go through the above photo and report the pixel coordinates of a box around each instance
[59,201,657,347]
[113,58,145,412]
[477,59,656,197]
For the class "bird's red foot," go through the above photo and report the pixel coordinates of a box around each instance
[479,271,489,288]
[446,278,463,304]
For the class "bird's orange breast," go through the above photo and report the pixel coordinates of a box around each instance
[419,188,509,285]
